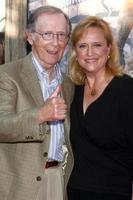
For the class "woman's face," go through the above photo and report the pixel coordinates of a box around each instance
[75,27,110,75]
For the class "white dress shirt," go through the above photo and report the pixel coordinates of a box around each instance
[32,54,64,162]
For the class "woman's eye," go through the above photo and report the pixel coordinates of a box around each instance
[93,43,103,47]
[78,44,87,49]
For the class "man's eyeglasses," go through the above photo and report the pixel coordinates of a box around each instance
[34,31,69,42]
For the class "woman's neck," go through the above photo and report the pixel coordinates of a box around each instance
[85,73,113,97]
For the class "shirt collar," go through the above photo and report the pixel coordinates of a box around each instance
[32,53,63,84]
[32,53,48,75]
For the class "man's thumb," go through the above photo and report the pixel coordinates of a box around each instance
[50,85,61,98]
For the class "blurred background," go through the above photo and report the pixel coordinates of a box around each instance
[0,0,133,75]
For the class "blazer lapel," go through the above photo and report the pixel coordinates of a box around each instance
[61,74,75,146]
[20,54,44,107]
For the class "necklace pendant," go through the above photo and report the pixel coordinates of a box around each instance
[91,89,97,96]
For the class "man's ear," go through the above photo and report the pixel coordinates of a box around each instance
[25,31,34,45]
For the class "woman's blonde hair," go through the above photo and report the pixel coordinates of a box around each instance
[69,16,123,85]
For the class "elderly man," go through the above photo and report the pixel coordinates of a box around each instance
[0,6,74,200]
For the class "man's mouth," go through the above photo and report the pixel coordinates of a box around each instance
[47,50,58,55]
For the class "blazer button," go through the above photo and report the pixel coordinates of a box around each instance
[43,152,48,157]
[36,176,42,181]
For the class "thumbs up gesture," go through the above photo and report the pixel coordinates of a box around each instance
[38,85,67,124]
[50,85,61,98]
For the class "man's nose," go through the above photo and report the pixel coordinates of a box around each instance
[52,34,59,45]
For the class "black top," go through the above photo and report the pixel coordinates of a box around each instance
[68,74,133,196]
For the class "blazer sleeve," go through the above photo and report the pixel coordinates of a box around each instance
[0,69,49,143]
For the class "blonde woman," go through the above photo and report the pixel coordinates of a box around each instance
[67,16,133,200]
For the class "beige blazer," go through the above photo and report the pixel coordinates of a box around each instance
[0,53,74,200]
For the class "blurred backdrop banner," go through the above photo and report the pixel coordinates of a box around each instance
[1,0,133,76]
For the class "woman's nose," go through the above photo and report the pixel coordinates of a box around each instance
[87,46,93,56]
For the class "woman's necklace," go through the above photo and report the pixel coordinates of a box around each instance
[85,79,98,97]
[86,76,113,97]
[90,88,97,96]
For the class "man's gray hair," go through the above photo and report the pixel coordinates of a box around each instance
[27,6,71,35]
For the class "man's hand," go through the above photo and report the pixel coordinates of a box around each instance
[38,85,67,124]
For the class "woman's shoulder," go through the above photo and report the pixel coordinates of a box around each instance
[114,74,133,98]
[114,74,133,87]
